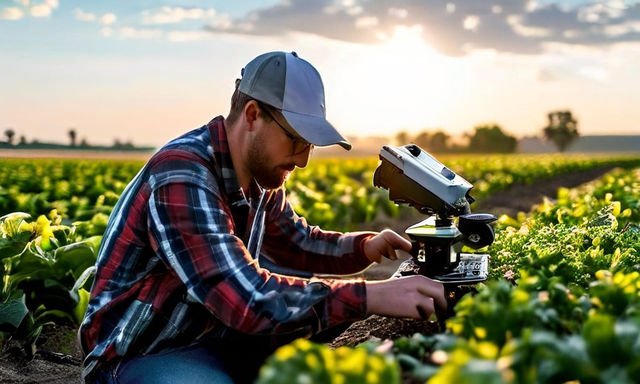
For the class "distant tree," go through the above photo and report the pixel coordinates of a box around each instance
[543,110,579,152]
[4,128,15,145]
[429,131,450,153]
[80,138,89,147]
[19,135,26,145]
[395,131,409,145]
[68,128,77,147]
[413,131,431,150]
[466,124,517,153]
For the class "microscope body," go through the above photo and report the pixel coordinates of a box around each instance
[373,144,497,285]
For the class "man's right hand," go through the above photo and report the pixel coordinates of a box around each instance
[364,275,447,320]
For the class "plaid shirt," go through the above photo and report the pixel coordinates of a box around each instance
[79,116,374,379]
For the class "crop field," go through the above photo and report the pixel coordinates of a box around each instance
[1,153,640,383]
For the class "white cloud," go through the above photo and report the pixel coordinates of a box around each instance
[324,0,363,16]
[74,9,96,22]
[388,8,408,19]
[101,13,117,26]
[30,3,53,17]
[463,15,479,31]
[578,1,626,23]
[579,66,609,81]
[507,15,552,38]
[118,27,162,40]
[603,20,640,37]
[0,7,24,20]
[446,3,455,14]
[28,0,58,17]
[142,6,217,25]
[355,16,378,28]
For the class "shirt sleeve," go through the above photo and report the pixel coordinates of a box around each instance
[261,188,376,275]
[147,181,368,336]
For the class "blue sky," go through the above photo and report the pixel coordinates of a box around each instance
[1,0,639,147]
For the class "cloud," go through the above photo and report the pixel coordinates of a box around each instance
[141,6,217,25]
[200,0,640,56]
[30,0,58,17]
[1,0,58,20]
[74,8,116,27]
[0,7,24,20]
[74,9,96,22]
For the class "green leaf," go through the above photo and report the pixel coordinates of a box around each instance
[0,292,28,331]
[54,236,101,279]
[73,288,91,324]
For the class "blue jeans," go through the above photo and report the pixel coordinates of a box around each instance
[90,325,351,384]
[92,343,237,384]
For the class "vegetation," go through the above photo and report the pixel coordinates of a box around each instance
[466,124,518,153]
[261,166,640,383]
[543,110,580,152]
[1,154,640,380]
[395,123,517,154]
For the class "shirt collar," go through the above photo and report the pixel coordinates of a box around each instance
[207,116,262,205]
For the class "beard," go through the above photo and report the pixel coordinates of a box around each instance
[247,133,294,189]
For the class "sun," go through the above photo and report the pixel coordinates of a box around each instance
[326,25,468,138]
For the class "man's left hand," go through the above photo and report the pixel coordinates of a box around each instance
[363,229,412,263]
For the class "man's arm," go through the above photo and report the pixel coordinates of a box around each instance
[147,181,369,334]
[261,188,403,275]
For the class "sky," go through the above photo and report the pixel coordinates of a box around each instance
[1,0,639,147]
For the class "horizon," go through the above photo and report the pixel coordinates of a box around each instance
[2,0,640,147]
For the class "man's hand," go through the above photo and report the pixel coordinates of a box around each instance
[363,229,412,263]
[365,275,447,320]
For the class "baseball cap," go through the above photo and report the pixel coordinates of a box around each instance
[238,51,351,150]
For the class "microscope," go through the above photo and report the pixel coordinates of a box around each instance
[373,144,497,289]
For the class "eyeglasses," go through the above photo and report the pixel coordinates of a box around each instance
[258,103,313,156]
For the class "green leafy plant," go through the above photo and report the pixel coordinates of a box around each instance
[0,211,99,358]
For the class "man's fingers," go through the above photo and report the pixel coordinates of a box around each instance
[384,229,412,252]
[386,243,398,260]
[416,299,435,320]
[417,280,447,314]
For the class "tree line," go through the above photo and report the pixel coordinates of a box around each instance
[2,127,142,150]
[3,110,580,153]
[395,110,579,153]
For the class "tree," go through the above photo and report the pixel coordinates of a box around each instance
[68,128,77,147]
[413,131,431,150]
[429,131,450,153]
[466,124,517,153]
[543,110,579,152]
[4,128,15,145]
[395,131,409,145]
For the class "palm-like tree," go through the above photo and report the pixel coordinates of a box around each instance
[4,128,15,145]
[68,128,77,147]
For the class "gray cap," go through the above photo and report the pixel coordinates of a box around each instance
[238,51,351,150]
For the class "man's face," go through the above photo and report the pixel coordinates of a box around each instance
[246,125,311,190]
[247,132,296,189]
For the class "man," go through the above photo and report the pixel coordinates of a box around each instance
[79,51,446,384]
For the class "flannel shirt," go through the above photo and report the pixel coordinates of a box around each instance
[79,116,374,380]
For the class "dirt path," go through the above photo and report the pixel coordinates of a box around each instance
[0,166,617,383]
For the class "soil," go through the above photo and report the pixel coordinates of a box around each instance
[0,166,615,383]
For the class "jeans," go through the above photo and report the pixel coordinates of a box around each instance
[90,324,350,384]
[92,343,236,384]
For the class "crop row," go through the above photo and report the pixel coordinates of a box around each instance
[257,166,640,383]
[1,154,639,370]
[2,154,640,231]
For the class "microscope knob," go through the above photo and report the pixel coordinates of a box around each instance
[406,144,421,157]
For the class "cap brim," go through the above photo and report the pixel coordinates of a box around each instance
[281,110,352,150]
